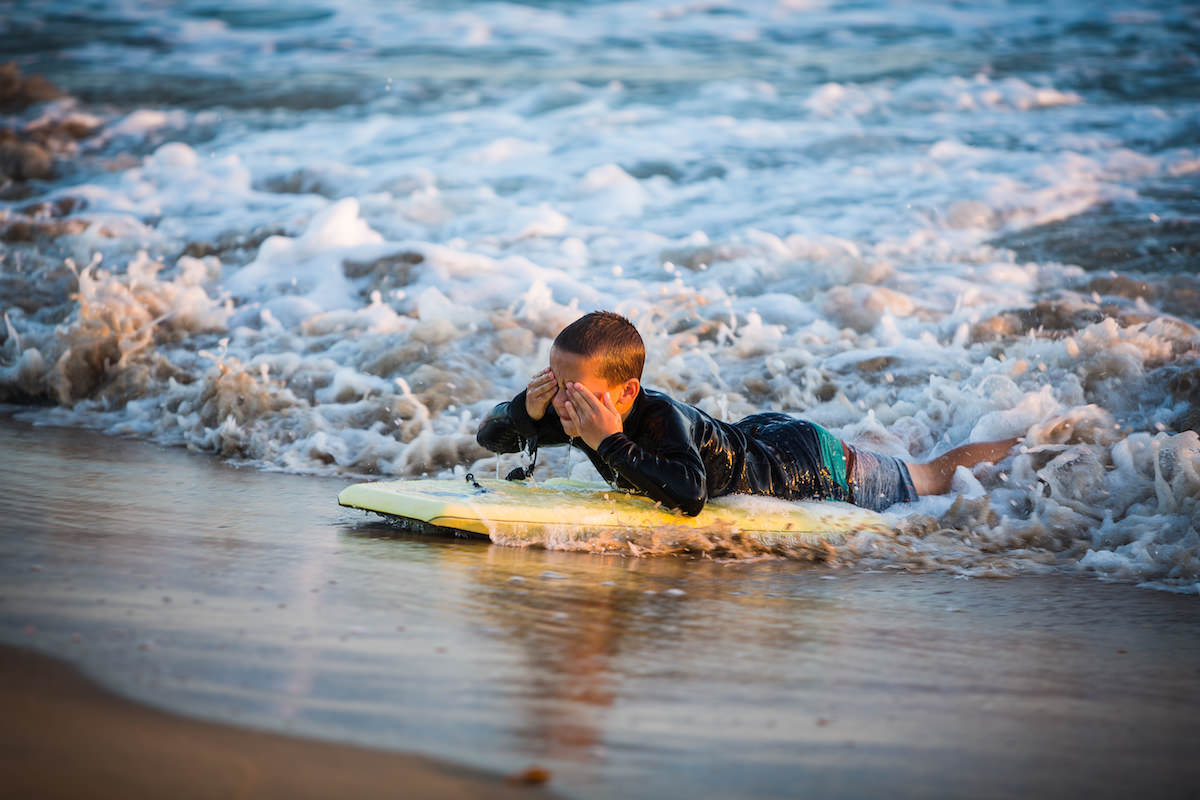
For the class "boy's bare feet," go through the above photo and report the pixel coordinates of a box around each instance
[907,437,1021,497]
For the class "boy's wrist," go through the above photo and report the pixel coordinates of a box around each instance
[508,390,539,436]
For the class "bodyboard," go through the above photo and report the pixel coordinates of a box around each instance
[337,477,889,543]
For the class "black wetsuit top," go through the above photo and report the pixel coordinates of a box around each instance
[476,387,848,516]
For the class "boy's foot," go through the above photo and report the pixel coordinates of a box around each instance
[1025,406,1119,446]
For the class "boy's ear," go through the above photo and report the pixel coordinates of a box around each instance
[620,377,640,404]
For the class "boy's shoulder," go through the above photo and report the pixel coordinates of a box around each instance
[633,386,722,427]
[636,386,683,410]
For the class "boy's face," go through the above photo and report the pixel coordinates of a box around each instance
[548,346,631,438]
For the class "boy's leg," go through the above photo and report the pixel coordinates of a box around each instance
[906,438,1020,497]
[845,446,918,511]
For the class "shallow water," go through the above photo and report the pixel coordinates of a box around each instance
[3,417,1199,798]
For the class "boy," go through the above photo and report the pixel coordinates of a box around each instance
[477,311,1018,515]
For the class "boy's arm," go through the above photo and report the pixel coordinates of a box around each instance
[595,418,708,517]
[561,383,707,515]
[476,390,570,453]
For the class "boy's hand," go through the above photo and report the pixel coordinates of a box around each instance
[525,367,557,421]
[564,382,622,450]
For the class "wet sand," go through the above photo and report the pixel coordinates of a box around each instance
[0,643,552,800]
[2,414,1199,799]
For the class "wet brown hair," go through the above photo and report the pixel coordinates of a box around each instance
[552,311,645,384]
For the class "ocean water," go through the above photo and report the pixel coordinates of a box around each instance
[2,0,1199,591]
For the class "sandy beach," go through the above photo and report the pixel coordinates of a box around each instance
[0,643,554,800]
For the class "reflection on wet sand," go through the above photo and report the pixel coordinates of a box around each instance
[4,417,1200,799]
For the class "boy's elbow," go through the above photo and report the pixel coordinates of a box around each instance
[475,419,494,450]
[665,478,706,516]
[476,419,515,453]
[655,493,704,516]
[476,402,521,453]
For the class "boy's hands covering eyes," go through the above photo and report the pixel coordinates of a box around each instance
[525,367,557,421]
[564,382,622,450]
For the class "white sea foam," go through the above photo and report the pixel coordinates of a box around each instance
[2,0,1198,591]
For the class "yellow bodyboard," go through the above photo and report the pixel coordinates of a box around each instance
[338,477,889,542]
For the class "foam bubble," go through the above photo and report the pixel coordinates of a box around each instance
[225,198,384,311]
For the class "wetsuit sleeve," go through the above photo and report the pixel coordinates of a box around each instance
[476,390,569,453]
[595,410,707,516]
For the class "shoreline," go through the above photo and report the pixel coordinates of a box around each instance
[0,643,555,799]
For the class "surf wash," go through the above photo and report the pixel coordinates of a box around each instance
[503,433,540,481]
[564,437,622,494]
[500,433,583,486]
[563,437,620,493]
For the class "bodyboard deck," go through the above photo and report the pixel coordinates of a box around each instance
[338,477,889,543]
